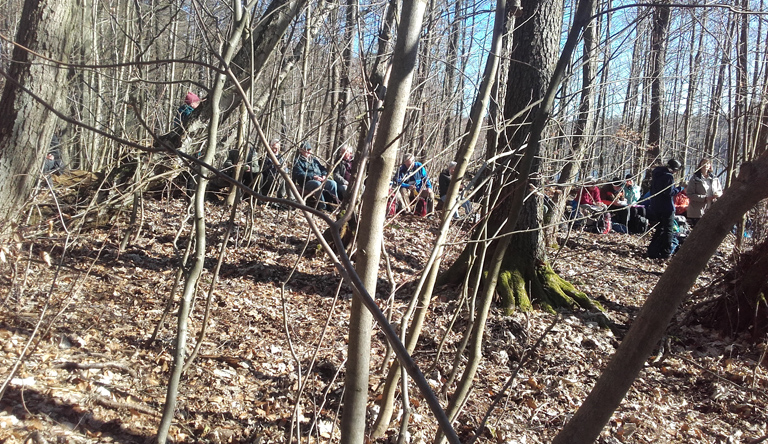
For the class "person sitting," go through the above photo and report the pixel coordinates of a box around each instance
[260,138,288,199]
[438,161,472,219]
[575,177,608,230]
[673,182,689,217]
[43,134,64,176]
[222,145,259,188]
[622,174,641,205]
[647,158,682,259]
[577,177,602,207]
[292,141,339,211]
[394,153,434,216]
[174,92,201,130]
[600,177,630,226]
[685,157,722,228]
[333,144,354,201]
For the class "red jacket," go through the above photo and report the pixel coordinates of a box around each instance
[578,186,601,205]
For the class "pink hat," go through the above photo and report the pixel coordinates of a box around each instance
[184,92,201,105]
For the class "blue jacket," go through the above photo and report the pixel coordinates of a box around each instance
[292,155,328,186]
[174,104,195,128]
[395,162,432,191]
[649,166,675,219]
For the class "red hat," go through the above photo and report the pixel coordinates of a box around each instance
[184,92,201,105]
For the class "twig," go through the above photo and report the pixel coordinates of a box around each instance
[23,431,49,444]
[467,315,560,444]
[677,355,768,398]
[753,340,768,390]
[181,191,241,374]
[93,395,159,417]
[54,361,138,378]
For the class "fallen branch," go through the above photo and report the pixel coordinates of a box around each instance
[55,361,138,378]
[93,395,159,417]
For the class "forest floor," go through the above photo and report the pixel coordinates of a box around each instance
[1,192,767,444]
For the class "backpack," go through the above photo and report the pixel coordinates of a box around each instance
[674,191,689,215]
[387,196,397,217]
[415,198,427,217]
[587,212,611,234]
[628,213,649,234]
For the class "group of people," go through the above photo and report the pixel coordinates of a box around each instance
[390,153,474,219]
[219,137,356,212]
[574,156,722,260]
[170,92,473,217]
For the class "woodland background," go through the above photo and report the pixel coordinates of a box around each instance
[1,0,768,442]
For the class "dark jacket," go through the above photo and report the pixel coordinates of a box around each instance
[174,104,195,128]
[333,158,353,186]
[394,162,432,191]
[262,153,286,178]
[438,168,451,198]
[649,166,675,219]
[600,184,625,204]
[222,148,259,178]
[43,150,63,175]
[292,155,328,186]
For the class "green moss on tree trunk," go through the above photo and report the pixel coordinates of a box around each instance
[495,254,601,314]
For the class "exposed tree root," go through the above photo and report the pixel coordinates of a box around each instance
[496,253,602,314]
[692,235,768,338]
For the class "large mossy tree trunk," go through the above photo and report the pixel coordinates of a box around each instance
[440,0,598,313]
[497,194,599,313]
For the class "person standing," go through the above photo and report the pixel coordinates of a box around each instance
[647,158,682,259]
[685,157,722,227]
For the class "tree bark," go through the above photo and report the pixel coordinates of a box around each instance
[340,2,428,443]
[0,0,76,233]
[646,0,670,161]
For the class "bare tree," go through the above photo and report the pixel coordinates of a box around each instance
[341,1,430,442]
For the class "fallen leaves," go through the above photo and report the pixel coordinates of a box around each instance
[1,201,766,444]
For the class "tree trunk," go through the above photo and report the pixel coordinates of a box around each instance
[340,2,428,443]
[646,0,670,161]
[436,4,602,442]
[0,0,76,233]
[333,0,356,151]
[155,3,250,441]
[681,11,706,169]
[442,0,598,314]
[553,0,599,223]
[372,0,511,436]
[704,17,736,159]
